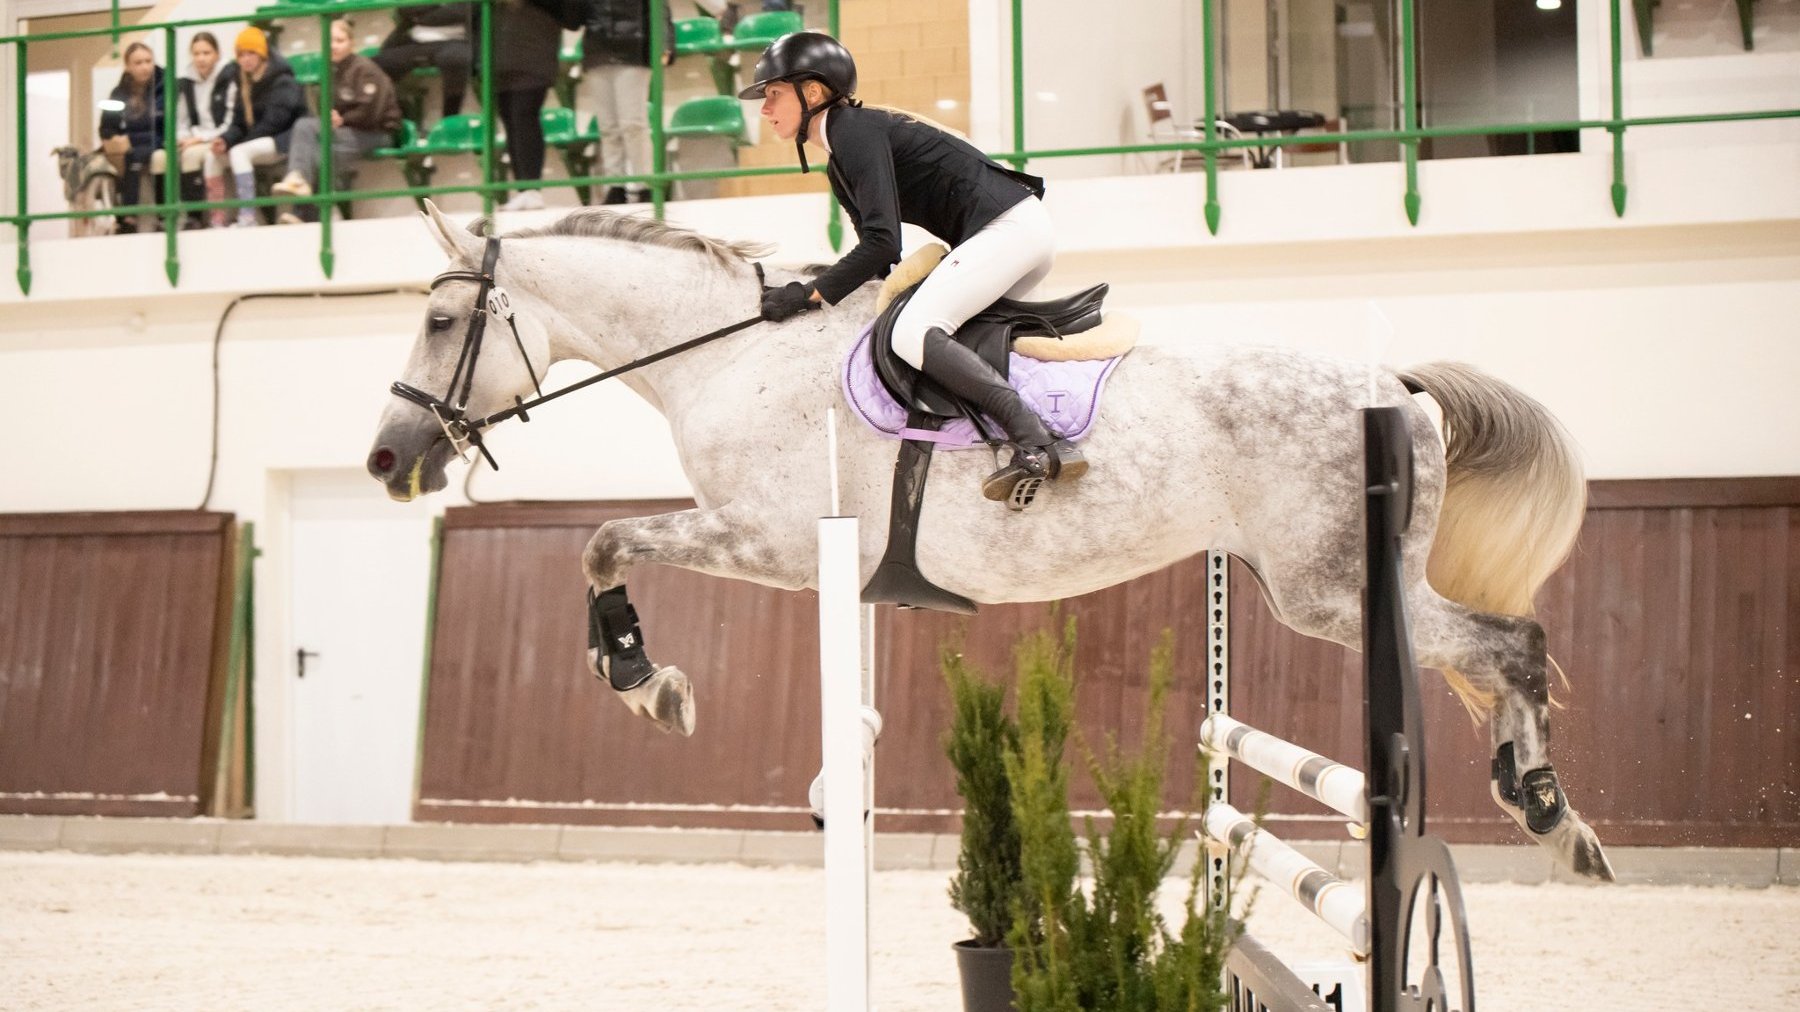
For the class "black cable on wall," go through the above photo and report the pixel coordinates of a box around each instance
[198,288,426,511]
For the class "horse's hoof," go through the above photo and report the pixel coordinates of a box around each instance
[613,665,696,736]
[650,666,697,737]
[1538,808,1615,882]
[1490,776,1615,882]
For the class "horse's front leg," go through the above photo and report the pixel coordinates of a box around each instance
[583,505,809,736]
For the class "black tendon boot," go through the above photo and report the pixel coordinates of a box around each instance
[178,171,208,229]
[920,327,1087,502]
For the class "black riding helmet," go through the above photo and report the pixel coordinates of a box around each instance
[738,31,858,173]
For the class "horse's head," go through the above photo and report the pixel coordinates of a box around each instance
[367,201,552,501]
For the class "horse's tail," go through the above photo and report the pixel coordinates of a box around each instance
[1397,362,1586,718]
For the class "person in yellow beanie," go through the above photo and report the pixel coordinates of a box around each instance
[209,26,306,226]
[234,25,267,57]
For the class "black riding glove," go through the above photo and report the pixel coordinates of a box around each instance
[761,281,819,322]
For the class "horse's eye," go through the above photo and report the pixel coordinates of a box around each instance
[428,315,453,333]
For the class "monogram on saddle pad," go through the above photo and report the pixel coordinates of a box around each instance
[855,244,1139,614]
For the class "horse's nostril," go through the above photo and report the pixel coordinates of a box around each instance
[372,447,397,476]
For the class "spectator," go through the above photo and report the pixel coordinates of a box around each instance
[175,31,238,229]
[579,0,673,204]
[98,41,165,234]
[492,0,568,211]
[271,20,403,223]
[211,27,307,227]
[374,3,473,121]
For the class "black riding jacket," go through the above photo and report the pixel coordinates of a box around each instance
[814,104,1046,306]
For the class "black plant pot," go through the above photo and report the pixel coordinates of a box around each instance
[953,939,1015,1012]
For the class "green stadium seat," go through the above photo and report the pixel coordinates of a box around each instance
[541,106,581,147]
[372,115,483,208]
[416,113,486,155]
[675,17,724,55]
[370,119,420,159]
[729,10,802,50]
[554,38,584,111]
[539,107,603,203]
[666,95,747,140]
[287,51,325,87]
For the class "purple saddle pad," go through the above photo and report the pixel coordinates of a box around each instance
[840,323,1123,449]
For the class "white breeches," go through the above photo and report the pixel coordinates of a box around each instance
[147,147,223,176]
[890,195,1056,369]
[228,136,283,175]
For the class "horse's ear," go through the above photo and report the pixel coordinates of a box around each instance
[420,199,478,263]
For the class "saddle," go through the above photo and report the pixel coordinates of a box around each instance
[869,272,1110,421]
[859,248,1114,614]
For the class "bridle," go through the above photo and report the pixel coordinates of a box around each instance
[391,235,766,471]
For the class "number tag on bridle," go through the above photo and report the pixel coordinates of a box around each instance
[485,286,513,320]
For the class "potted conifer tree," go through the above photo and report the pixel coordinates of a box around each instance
[943,640,1027,1012]
[1007,629,1241,1012]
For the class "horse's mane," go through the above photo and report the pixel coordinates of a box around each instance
[468,209,775,267]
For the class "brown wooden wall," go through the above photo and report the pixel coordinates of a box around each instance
[420,479,1799,847]
[0,512,236,817]
[417,501,1212,832]
[1229,477,1800,847]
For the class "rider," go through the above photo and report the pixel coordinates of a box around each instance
[741,31,1086,503]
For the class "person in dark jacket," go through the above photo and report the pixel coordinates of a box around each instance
[373,2,472,120]
[211,27,308,227]
[98,42,166,234]
[272,19,404,223]
[741,32,1080,503]
[492,0,566,210]
[579,0,673,204]
[176,31,238,228]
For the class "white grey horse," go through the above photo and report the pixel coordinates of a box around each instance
[368,202,1613,881]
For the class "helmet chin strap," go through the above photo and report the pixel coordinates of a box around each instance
[794,89,821,173]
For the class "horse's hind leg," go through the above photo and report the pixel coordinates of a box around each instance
[1409,592,1615,881]
[582,504,810,737]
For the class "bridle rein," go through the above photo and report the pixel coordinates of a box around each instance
[390,234,766,470]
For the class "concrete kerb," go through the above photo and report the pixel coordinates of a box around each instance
[0,815,66,851]
[0,817,1787,884]
[218,821,387,858]
[58,816,223,855]
[1551,844,1781,887]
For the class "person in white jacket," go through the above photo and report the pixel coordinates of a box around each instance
[174,31,238,228]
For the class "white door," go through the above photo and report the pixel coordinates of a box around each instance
[289,470,437,824]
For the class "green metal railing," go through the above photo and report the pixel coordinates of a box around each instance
[5,0,1798,295]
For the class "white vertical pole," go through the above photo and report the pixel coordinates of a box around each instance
[861,600,878,1001]
[819,515,867,1012]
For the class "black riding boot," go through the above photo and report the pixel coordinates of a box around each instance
[920,327,1087,502]
[178,170,207,230]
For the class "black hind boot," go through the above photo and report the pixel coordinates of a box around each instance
[920,327,1087,502]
